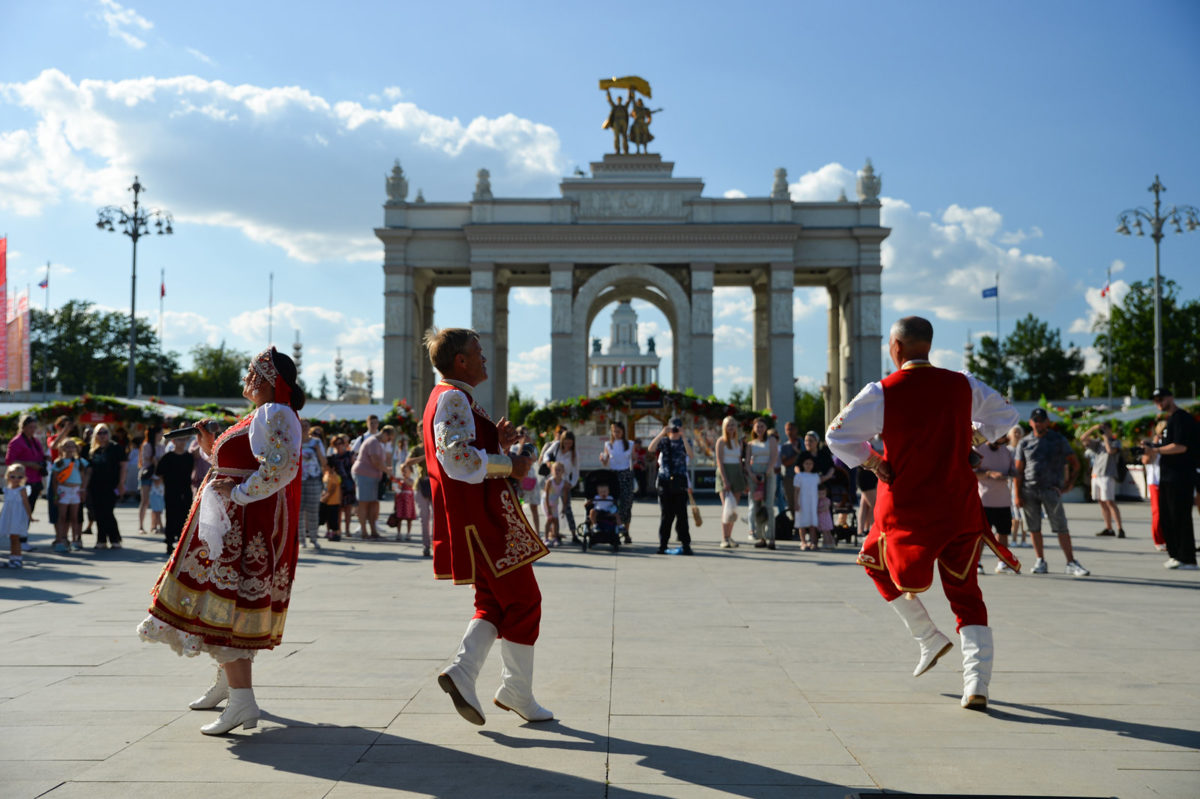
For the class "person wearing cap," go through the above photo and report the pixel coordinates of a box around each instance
[1013,407,1089,577]
[648,416,695,555]
[421,327,552,727]
[827,316,1020,710]
[1146,387,1198,569]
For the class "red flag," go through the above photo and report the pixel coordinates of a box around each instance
[160,280,165,298]
[1100,284,1109,298]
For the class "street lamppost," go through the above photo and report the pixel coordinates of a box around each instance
[96,176,173,399]
[1115,175,1198,391]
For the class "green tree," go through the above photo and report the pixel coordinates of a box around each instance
[507,386,538,428]
[318,374,330,401]
[1003,313,1083,400]
[793,386,825,434]
[964,335,1014,393]
[726,385,753,412]
[32,299,178,395]
[1092,279,1200,397]
[178,343,250,397]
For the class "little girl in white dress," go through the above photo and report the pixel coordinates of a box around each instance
[2,464,32,568]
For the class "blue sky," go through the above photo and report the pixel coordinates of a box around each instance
[2,0,1198,403]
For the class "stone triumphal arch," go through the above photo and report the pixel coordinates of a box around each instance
[375,153,888,425]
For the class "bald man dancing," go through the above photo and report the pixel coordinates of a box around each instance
[827,316,1020,710]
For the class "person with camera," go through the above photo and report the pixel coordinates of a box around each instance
[1079,421,1125,538]
[648,417,694,555]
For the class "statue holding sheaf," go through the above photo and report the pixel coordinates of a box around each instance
[599,76,662,155]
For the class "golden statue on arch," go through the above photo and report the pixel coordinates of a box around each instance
[600,76,662,155]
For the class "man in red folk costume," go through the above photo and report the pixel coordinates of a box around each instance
[422,327,552,725]
[826,316,1020,710]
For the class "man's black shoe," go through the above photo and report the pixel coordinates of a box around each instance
[1095,529,1115,537]
[1117,528,1126,538]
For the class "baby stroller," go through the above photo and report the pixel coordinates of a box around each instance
[831,495,859,545]
[579,469,625,553]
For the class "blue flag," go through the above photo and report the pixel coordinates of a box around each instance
[981,286,998,299]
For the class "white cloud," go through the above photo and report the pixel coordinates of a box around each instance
[98,0,153,50]
[879,196,1066,322]
[1109,258,1125,274]
[186,47,215,66]
[511,287,550,307]
[997,225,1043,246]
[788,162,854,201]
[509,343,551,383]
[713,324,746,346]
[1069,279,1130,334]
[793,287,828,320]
[929,348,963,372]
[713,287,752,322]
[0,69,565,263]
[723,189,747,199]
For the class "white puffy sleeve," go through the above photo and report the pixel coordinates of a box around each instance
[434,389,511,484]
[231,403,302,506]
[966,372,1020,444]
[825,382,884,469]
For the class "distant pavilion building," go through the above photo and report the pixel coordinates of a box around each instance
[588,300,660,396]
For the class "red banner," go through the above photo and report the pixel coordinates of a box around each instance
[0,237,7,389]
[6,288,29,391]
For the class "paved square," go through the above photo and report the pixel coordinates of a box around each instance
[2,499,1197,798]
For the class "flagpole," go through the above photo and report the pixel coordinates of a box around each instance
[42,261,49,400]
[1105,264,1112,408]
[157,267,164,397]
[994,268,1000,362]
[267,272,274,347]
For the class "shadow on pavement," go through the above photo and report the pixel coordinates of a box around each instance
[965,698,1200,749]
[228,716,850,797]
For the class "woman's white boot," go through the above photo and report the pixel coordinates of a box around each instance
[438,618,498,725]
[493,640,554,722]
[189,666,229,710]
[890,595,953,677]
[200,687,259,735]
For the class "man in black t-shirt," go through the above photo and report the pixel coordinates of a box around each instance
[1147,387,1198,569]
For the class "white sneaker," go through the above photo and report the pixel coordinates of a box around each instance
[1178,563,1200,571]
[1031,558,1048,574]
[1164,558,1182,569]
[1065,560,1090,577]
[977,562,985,573]
[994,562,1015,575]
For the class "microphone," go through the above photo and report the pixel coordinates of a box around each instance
[164,420,222,441]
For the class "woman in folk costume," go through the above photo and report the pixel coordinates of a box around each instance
[826,317,1019,711]
[137,347,305,735]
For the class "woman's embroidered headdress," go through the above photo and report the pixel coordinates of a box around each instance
[251,347,291,405]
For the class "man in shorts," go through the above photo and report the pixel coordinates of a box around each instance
[1079,422,1125,538]
[1013,408,1089,577]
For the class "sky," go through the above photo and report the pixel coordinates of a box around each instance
[2,0,1198,404]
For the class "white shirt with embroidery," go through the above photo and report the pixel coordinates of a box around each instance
[826,365,1018,469]
[434,384,490,484]
[231,402,302,505]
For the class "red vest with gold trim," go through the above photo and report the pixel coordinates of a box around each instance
[874,365,985,540]
[423,382,546,584]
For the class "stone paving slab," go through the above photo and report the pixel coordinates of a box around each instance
[1,499,1197,798]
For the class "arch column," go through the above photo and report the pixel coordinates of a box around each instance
[690,262,714,397]
[826,281,843,425]
[849,265,883,396]
[550,263,577,400]
[383,262,414,404]
[752,274,769,410]
[769,262,794,425]
[470,262,498,416]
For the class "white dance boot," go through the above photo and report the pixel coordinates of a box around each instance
[890,595,953,677]
[200,687,259,734]
[189,666,229,710]
[438,618,498,726]
[960,625,994,710]
[493,640,554,722]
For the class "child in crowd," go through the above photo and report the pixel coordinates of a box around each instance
[51,438,89,553]
[816,485,835,549]
[148,475,166,537]
[542,461,566,547]
[2,464,32,568]
[320,463,343,541]
[587,479,619,532]
[393,463,417,542]
[793,457,820,551]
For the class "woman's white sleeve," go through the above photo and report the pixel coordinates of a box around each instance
[231,404,302,505]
